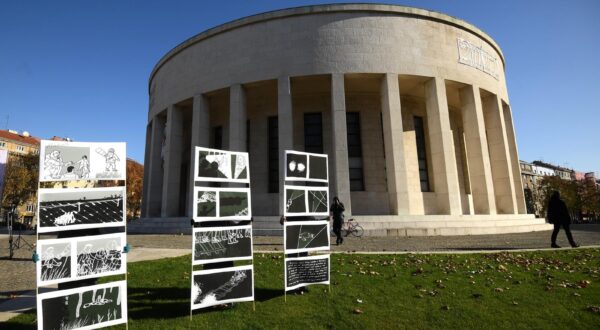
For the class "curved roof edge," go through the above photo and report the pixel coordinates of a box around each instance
[148,3,505,91]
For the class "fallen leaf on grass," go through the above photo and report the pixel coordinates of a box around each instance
[441,305,450,310]
[494,288,504,293]
[357,299,363,303]
[587,305,600,314]
[353,308,364,314]
[578,280,591,288]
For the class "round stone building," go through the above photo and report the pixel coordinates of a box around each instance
[137,4,551,235]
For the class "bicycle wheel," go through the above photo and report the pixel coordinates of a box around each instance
[351,225,364,237]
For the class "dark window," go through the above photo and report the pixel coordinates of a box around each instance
[268,116,279,193]
[346,112,364,191]
[414,116,430,192]
[304,113,323,153]
[213,126,222,149]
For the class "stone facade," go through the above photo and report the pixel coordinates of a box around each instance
[137,4,551,235]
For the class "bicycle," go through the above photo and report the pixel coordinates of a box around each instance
[341,218,364,238]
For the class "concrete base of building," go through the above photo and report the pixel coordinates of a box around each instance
[128,214,551,237]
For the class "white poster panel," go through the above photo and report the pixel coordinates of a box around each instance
[285,254,330,291]
[37,187,126,233]
[192,187,251,222]
[39,140,126,182]
[37,280,128,330]
[191,265,254,310]
[284,221,330,254]
[193,146,250,183]
[36,233,127,286]
[284,150,328,183]
[283,185,329,217]
[192,225,253,265]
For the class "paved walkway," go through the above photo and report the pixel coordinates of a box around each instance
[1,225,598,321]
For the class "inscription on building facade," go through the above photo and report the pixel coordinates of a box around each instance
[457,37,500,80]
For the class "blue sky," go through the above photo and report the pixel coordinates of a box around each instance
[1,0,599,174]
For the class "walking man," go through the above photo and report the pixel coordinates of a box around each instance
[547,190,579,248]
[330,196,345,245]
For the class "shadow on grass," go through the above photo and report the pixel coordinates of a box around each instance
[127,287,189,320]
[255,287,284,302]
[126,286,283,320]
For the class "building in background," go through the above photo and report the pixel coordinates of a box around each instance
[0,129,41,228]
[139,4,550,236]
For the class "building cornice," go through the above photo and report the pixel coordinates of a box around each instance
[148,3,505,92]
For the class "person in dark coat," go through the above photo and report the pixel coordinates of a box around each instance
[330,196,345,245]
[547,190,579,248]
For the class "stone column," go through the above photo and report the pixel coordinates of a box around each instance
[145,115,165,217]
[459,85,496,214]
[278,76,294,214]
[229,84,247,152]
[161,105,183,217]
[483,94,517,214]
[380,73,411,215]
[331,73,352,215]
[187,94,210,217]
[424,77,462,215]
[502,103,527,214]
[141,123,152,218]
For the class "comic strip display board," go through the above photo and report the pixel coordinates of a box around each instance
[192,225,253,265]
[40,140,126,182]
[37,187,126,233]
[193,187,251,221]
[283,150,330,294]
[36,140,129,330]
[190,146,254,312]
[285,150,328,183]
[284,221,330,254]
[285,255,330,291]
[194,147,250,183]
[37,281,128,330]
[283,185,329,217]
[36,233,127,286]
[191,265,254,310]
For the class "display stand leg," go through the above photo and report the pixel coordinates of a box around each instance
[284,291,287,303]
[253,301,256,312]
[190,255,194,322]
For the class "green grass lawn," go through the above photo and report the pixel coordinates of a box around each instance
[6,249,600,329]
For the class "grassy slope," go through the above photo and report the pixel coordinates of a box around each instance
[5,249,600,329]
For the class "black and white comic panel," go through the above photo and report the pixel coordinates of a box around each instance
[285,255,330,291]
[285,150,328,183]
[193,225,253,265]
[37,233,126,286]
[37,187,126,233]
[194,146,249,183]
[39,140,126,181]
[284,185,329,217]
[191,265,254,310]
[37,280,127,330]
[193,187,251,221]
[284,221,330,254]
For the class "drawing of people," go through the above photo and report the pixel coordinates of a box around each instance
[61,164,79,180]
[44,150,63,179]
[76,155,90,179]
[42,247,62,269]
[79,244,94,275]
[104,148,120,172]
